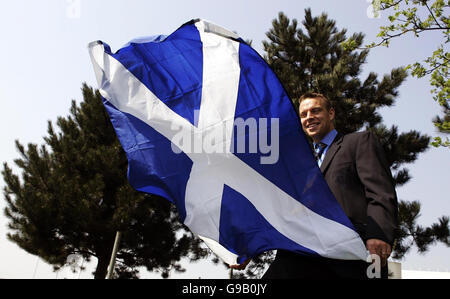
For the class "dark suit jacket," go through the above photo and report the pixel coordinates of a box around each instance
[262,130,398,279]
[320,131,398,245]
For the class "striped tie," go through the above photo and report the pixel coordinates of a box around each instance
[314,142,327,162]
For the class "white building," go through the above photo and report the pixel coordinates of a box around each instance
[389,262,450,279]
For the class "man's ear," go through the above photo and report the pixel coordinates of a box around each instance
[329,107,335,121]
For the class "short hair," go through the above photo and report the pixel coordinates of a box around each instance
[298,92,332,111]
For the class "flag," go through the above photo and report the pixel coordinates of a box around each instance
[88,19,368,265]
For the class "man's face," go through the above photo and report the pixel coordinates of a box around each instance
[299,97,335,143]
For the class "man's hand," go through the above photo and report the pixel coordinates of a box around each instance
[229,259,251,270]
[366,239,391,267]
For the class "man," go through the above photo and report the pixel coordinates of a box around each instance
[261,92,398,279]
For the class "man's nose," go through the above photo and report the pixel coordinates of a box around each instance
[305,111,314,120]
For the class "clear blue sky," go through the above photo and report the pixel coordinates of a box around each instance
[0,0,448,278]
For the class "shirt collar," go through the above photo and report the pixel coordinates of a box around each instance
[314,129,338,148]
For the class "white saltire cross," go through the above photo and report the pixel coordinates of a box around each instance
[88,20,367,265]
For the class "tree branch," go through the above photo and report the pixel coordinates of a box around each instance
[363,25,449,50]
[380,0,403,10]
[424,1,444,29]
[423,62,446,76]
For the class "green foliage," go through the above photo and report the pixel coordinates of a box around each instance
[345,0,450,148]
[394,200,450,258]
[2,84,209,279]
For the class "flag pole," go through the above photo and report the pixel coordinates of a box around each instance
[229,268,233,279]
[106,231,121,279]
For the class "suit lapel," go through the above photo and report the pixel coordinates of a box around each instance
[320,133,343,174]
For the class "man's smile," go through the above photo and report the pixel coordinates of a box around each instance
[306,121,320,130]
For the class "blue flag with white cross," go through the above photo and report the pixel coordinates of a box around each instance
[88,19,367,265]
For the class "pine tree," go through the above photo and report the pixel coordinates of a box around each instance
[2,84,208,279]
[234,9,449,279]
